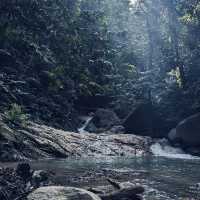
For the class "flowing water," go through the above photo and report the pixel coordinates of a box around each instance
[78,116,93,134]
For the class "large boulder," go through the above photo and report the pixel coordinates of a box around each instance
[123,103,164,138]
[168,128,181,144]
[32,170,49,187]
[27,186,102,200]
[85,109,121,133]
[176,113,200,147]
[0,115,151,161]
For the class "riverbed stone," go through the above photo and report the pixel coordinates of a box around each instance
[27,186,102,200]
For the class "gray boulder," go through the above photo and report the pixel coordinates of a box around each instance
[85,109,121,133]
[109,125,125,134]
[168,128,181,144]
[27,186,102,200]
[176,113,200,147]
[32,170,49,187]
[123,103,164,138]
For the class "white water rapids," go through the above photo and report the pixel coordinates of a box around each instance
[151,139,199,159]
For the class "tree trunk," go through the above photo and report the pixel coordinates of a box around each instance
[166,0,186,88]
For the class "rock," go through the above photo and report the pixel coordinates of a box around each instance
[168,128,181,144]
[123,103,163,138]
[85,109,121,133]
[176,113,200,147]
[32,170,49,187]
[0,116,151,161]
[109,125,125,134]
[16,163,31,180]
[27,186,102,200]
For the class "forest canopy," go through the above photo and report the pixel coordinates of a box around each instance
[0,0,200,133]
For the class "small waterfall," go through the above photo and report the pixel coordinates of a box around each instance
[151,139,198,159]
[78,116,93,134]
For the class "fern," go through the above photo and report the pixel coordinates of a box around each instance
[4,104,29,126]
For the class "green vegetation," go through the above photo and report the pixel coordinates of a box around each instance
[4,104,29,126]
[0,0,200,132]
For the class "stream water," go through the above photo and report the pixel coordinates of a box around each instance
[3,155,199,200]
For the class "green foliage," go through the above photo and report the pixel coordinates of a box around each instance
[181,14,197,25]
[46,66,66,92]
[1,0,200,128]
[168,67,182,88]
[4,104,29,126]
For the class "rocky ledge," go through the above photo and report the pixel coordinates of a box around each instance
[0,118,152,161]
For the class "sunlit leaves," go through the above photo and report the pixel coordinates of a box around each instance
[168,67,182,88]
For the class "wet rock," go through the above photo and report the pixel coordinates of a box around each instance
[32,170,49,187]
[85,109,121,133]
[108,125,125,134]
[176,113,200,147]
[168,128,181,144]
[27,186,102,200]
[123,103,164,138]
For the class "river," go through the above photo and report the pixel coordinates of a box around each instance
[1,146,200,200]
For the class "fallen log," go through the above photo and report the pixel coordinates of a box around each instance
[88,178,144,200]
[106,178,121,189]
[99,186,144,200]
